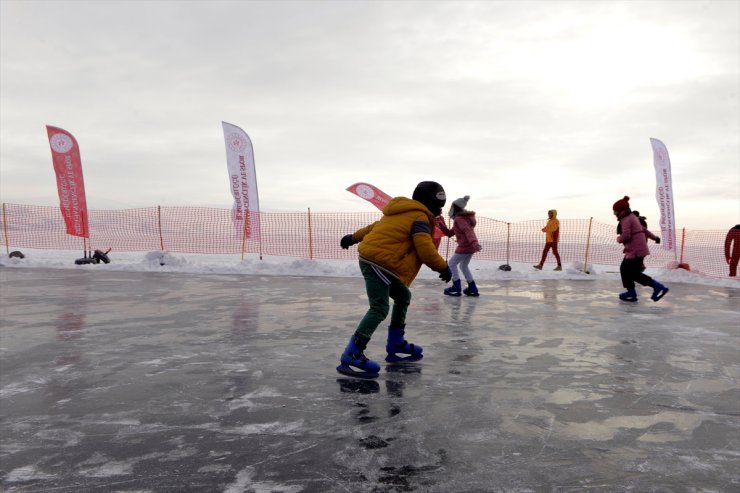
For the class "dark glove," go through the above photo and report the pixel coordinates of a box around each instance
[655,237,661,244]
[438,266,452,283]
[340,234,356,249]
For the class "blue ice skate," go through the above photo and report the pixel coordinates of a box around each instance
[385,326,423,363]
[619,288,638,302]
[650,281,669,302]
[463,281,479,297]
[444,279,462,297]
[336,336,380,379]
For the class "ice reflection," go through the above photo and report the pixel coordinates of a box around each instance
[336,378,380,395]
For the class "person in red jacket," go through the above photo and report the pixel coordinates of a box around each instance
[724,224,740,277]
[437,195,482,296]
[613,196,669,302]
[433,215,449,250]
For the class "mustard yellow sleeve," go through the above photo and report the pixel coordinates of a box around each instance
[413,232,448,272]
[352,222,377,243]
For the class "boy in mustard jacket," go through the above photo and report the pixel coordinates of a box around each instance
[338,181,453,378]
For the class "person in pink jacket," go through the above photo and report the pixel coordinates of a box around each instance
[437,195,482,296]
[628,211,660,272]
[613,196,669,302]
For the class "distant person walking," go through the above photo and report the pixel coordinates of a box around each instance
[533,209,562,271]
[613,196,669,302]
[724,224,740,277]
[437,195,482,296]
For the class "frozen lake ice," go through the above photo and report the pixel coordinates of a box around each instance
[1,267,739,492]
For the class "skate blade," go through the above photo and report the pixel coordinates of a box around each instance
[652,287,669,301]
[336,364,379,379]
[385,354,423,364]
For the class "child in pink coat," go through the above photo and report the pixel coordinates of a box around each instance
[437,195,482,296]
[613,196,669,302]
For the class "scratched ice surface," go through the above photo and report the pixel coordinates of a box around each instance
[1,268,738,492]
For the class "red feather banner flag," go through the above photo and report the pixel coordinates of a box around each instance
[346,182,392,211]
[46,125,89,238]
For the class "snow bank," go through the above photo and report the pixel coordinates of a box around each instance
[1,249,738,289]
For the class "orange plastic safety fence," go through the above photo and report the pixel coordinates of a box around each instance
[1,203,737,280]
[679,229,738,279]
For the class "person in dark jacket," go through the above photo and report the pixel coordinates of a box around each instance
[437,195,482,296]
[629,211,660,271]
[631,211,661,244]
[725,224,740,277]
[337,181,452,378]
[613,196,669,302]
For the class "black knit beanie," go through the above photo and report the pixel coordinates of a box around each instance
[412,181,446,216]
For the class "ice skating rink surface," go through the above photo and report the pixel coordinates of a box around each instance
[1,268,739,492]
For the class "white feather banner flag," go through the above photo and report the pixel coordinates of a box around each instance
[650,138,676,257]
[222,122,260,243]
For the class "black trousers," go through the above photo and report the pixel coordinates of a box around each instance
[620,256,654,289]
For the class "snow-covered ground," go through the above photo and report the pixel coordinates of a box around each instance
[2,248,738,289]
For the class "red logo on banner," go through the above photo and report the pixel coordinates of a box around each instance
[346,183,392,211]
[46,126,89,238]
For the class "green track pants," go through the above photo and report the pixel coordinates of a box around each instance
[355,261,411,340]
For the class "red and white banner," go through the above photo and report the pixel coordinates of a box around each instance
[222,122,260,239]
[650,138,676,255]
[346,182,392,211]
[46,125,89,238]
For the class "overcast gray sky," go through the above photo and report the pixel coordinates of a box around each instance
[1,0,738,230]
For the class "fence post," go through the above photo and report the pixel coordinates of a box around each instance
[2,203,9,255]
[583,217,593,274]
[677,227,691,270]
[506,222,511,266]
[157,206,165,251]
[307,208,313,260]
